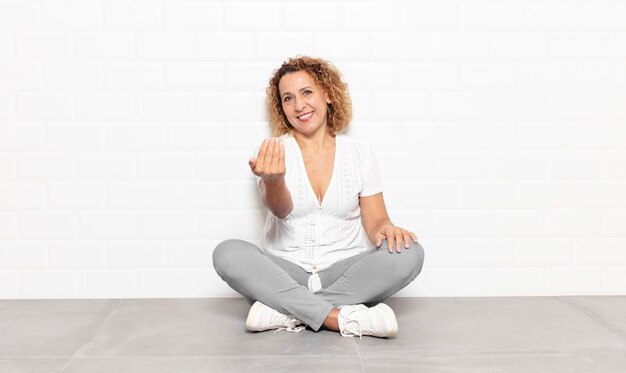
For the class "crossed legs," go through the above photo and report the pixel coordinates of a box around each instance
[212,239,425,331]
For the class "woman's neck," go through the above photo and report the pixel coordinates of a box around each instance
[293,128,335,153]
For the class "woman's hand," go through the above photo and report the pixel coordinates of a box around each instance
[249,137,286,182]
[375,224,419,253]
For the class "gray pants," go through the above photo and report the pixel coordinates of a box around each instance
[212,239,425,331]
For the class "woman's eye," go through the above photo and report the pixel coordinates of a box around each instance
[304,90,312,95]
[283,96,291,102]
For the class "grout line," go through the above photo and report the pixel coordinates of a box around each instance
[35,354,364,359]
[353,337,366,373]
[0,354,364,359]
[559,296,626,345]
[7,349,626,360]
[57,299,122,373]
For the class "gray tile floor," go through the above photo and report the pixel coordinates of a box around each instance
[1,296,626,372]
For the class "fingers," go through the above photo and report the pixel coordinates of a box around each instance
[248,157,256,170]
[259,138,270,166]
[373,227,395,253]
[383,229,396,254]
[252,138,285,180]
[268,138,283,174]
[250,139,267,177]
[394,230,403,253]
[378,226,419,254]
[383,228,401,253]
[278,140,285,172]
[375,232,385,248]
[268,138,277,168]
[402,231,414,249]
[387,235,396,254]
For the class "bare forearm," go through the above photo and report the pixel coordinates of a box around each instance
[261,178,293,219]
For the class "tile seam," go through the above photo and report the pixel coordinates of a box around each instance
[57,299,122,372]
[559,296,626,345]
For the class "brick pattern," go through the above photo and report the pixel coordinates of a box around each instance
[1,0,625,298]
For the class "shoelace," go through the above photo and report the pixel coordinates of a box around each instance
[341,308,369,339]
[273,318,306,334]
[343,318,364,339]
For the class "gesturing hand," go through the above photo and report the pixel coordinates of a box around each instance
[249,137,286,182]
[375,224,419,253]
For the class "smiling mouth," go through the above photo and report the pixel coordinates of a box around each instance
[297,112,313,122]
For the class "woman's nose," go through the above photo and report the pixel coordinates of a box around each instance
[294,97,306,111]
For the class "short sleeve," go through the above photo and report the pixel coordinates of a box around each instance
[360,143,383,197]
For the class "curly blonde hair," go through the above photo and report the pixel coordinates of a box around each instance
[266,56,352,137]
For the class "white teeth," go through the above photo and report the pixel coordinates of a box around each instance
[298,112,313,120]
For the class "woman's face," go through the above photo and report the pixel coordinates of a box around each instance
[278,70,331,136]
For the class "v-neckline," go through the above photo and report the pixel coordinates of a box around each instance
[294,135,339,209]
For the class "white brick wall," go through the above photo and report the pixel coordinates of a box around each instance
[0,0,625,299]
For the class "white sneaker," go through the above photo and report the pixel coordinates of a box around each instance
[246,301,306,333]
[338,303,398,338]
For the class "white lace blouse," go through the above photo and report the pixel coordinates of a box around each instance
[254,133,383,276]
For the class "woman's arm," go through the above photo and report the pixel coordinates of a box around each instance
[360,192,392,244]
[260,178,293,219]
[360,192,417,253]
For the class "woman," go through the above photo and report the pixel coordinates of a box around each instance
[213,56,425,338]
